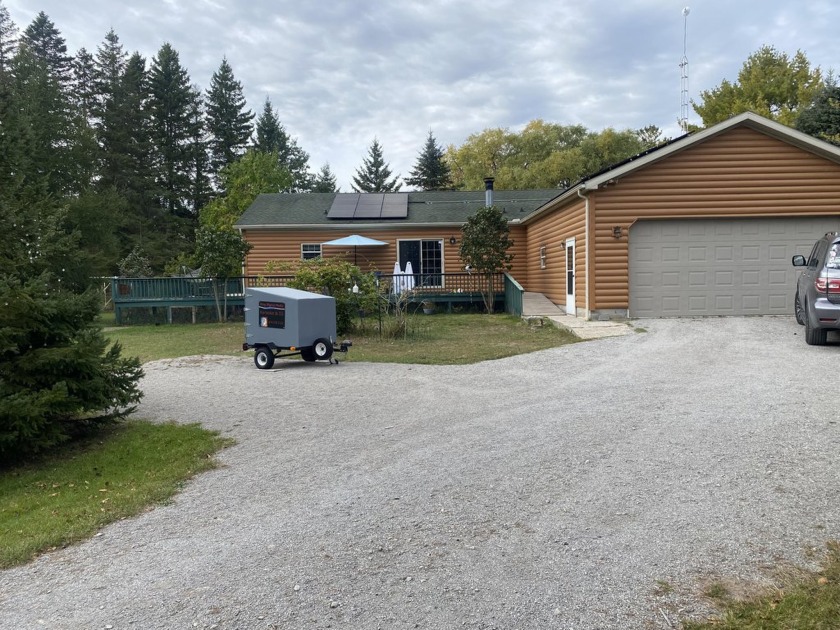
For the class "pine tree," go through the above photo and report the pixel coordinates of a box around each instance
[405,130,451,190]
[148,43,195,217]
[205,57,253,180]
[796,73,840,145]
[253,97,312,192]
[312,163,338,193]
[351,138,401,192]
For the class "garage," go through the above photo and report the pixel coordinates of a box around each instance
[629,217,840,317]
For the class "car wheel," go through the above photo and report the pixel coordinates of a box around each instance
[312,338,333,360]
[804,307,827,346]
[300,348,316,362]
[254,347,275,369]
[794,291,806,325]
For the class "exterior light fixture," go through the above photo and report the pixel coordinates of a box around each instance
[613,226,622,239]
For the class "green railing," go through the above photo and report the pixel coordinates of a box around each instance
[109,272,511,323]
[503,272,524,316]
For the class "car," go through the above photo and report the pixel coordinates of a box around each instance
[792,232,840,345]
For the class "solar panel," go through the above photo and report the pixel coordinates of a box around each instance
[326,192,407,220]
[354,193,384,219]
[381,194,408,218]
[327,194,359,219]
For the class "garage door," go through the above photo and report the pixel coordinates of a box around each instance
[629,217,840,317]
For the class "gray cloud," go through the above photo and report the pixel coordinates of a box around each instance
[5,0,840,190]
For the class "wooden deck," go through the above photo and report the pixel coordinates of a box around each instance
[109,272,523,324]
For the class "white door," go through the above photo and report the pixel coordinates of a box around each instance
[565,238,576,315]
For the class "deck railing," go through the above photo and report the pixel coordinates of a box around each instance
[109,272,512,323]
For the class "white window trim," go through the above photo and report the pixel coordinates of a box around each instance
[301,243,321,260]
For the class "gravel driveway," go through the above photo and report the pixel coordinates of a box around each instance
[2,317,839,629]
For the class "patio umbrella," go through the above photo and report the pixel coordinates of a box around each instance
[322,234,388,264]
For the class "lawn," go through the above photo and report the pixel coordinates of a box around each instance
[103,312,581,365]
[0,421,232,569]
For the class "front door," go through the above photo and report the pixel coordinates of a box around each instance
[565,238,576,315]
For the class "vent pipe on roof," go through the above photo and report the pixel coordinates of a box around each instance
[484,177,495,207]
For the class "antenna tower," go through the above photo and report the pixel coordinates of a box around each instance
[679,7,690,132]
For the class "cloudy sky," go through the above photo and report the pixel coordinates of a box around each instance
[5,0,840,190]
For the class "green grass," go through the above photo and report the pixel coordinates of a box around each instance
[104,322,244,363]
[0,421,232,569]
[683,542,840,629]
[103,313,580,365]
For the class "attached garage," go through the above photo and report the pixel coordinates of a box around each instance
[629,217,840,317]
[522,112,840,320]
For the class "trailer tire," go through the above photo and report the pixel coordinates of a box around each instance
[312,338,333,360]
[300,348,316,362]
[254,347,275,369]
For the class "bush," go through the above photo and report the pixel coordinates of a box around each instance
[265,258,379,333]
[0,277,144,463]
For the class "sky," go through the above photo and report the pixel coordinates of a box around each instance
[5,0,840,191]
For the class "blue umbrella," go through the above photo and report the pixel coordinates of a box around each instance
[322,234,388,264]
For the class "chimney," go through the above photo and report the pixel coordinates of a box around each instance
[484,177,495,207]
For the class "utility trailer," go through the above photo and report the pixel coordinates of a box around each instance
[243,287,351,369]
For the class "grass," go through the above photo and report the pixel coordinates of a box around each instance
[682,542,840,629]
[102,312,580,365]
[0,421,232,569]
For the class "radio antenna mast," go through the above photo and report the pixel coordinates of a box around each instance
[679,7,690,132]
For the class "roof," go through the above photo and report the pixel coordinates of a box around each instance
[235,189,563,229]
[522,111,840,224]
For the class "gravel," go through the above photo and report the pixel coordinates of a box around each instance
[2,316,839,629]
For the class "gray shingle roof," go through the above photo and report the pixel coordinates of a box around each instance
[235,189,563,228]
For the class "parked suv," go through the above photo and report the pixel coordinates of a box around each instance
[792,232,840,345]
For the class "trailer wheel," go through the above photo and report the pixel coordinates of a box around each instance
[254,347,275,369]
[312,338,333,360]
[300,348,316,362]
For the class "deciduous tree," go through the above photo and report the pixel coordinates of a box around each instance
[693,45,823,127]
[459,206,513,313]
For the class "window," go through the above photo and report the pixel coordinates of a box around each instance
[539,246,547,270]
[398,239,443,287]
[301,243,321,260]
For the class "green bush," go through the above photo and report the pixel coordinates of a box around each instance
[0,277,144,463]
[265,258,380,333]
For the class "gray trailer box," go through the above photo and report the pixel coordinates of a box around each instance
[243,287,349,369]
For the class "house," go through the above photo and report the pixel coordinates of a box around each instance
[236,112,840,319]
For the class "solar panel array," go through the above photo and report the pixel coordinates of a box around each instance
[327,193,407,220]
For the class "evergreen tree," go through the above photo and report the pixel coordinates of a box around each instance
[351,138,401,192]
[0,60,142,461]
[0,3,18,78]
[405,130,451,190]
[22,11,71,85]
[205,57,253,180]
[796,73,840,145]
[12,43,78,195]
[253,97,312,192]
[71,47,96,121]
[187,84,212,214]
[148,43,195,217]
[312,163,338,193]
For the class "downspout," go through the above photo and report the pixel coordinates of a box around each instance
[577,186,590,320]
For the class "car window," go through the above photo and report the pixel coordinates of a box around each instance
[809,241,827,268]
[827,243,840,269]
